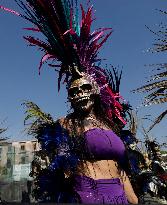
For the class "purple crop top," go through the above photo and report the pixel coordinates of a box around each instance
[83,128,126,161]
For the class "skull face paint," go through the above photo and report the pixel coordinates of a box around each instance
[68,76,99,113]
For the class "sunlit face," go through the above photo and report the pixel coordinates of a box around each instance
[68,76,99,113]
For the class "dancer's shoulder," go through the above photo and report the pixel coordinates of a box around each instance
[57,115,71,131]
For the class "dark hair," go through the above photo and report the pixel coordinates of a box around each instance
[93,94,122,135]
[65,94,126,177]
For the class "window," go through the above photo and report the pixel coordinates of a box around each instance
[33,143,36,151]
[2,167,7,175]
[21,145,25,151]
[7,158,11,168]
[0,147,2,160]
[21,156,26,164]
[8,145,12,152]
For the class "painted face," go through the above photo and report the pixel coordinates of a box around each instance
[68,76,99,112]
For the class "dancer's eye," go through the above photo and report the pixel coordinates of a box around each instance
[80,84,92,92]
[68,87,79,97]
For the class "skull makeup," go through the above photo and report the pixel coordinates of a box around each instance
[68,75,100,113]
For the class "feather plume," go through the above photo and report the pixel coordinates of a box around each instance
[132,80,167,93]
[1,1,129,125]
[148,109,167,132]
[1,0,112,87]
[146,71,167,82]
[144,96,167,106]
[145,88,166,100]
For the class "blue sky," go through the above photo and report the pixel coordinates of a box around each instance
[0,0,167,145]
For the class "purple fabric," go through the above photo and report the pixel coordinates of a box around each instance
[73,175,128,204]
[84,128,126,161]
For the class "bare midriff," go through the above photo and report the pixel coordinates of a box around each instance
[74,124,122,180]
[60,118,122,180]
[76,159,121,180]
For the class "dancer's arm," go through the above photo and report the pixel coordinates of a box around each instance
[121,173,138,204]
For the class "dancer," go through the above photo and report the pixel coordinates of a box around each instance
[55,74,138,204]
[1,1,138,203]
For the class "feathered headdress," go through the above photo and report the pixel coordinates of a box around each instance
[0,0,126,124]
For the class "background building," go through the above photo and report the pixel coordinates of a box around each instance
[0,140,39,202]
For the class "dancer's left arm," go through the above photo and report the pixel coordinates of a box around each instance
[121,173,138,204]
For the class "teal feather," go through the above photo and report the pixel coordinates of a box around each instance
[2,0,111,88]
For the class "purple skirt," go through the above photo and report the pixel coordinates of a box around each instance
[73,175,128,204]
